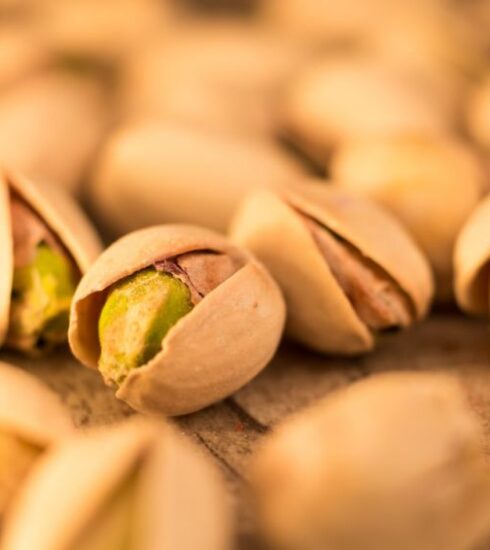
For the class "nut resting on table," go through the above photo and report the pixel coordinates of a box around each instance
[1,417,232,550]
[250,372,490,550]
[231,182,433,354]
[69,224,286,415]
[0,171,102,355]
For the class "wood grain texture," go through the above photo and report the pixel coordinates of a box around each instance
[1,311,490,547]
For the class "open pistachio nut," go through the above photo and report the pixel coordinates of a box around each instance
[0,361,73,520]
[250,372,490,550]
[454,194,490,316]
[331,134,483,301]
[231,182,433,354]
[2,417,232,550]
[89,122,305,237]
[0,171,102,354]
[69,224,286,415]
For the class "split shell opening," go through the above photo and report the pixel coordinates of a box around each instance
[69,224,286,416]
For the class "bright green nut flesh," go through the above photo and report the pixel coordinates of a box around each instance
[8,243,77,353]
[98,269,194,386]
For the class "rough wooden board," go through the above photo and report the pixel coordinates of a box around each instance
[1,312,490,546]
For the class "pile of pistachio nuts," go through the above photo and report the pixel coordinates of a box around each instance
[2,0,490,548]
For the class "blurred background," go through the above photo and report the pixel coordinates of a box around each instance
[1,0,490,302]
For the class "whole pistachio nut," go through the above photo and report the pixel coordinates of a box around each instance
[250,372,490,550]
[120,20,306,137]
[89,122,305,237]
[0,71,109,195]
[280,55,449,164]
[0,170,102,354]
[231,182,433,354]
[2,417,232,550]
[331,134,483,301]
[0,361,73,520]
[69,224,286,415]
[454,194,490,316]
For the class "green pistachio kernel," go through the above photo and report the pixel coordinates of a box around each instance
[74,473,137,550]
[8,243,77,353]
[98,269,194,386]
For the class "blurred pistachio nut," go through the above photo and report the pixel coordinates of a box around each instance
[89,122,305,237]
[250,372,490,550]
[454,194,490,316]
[331,134,483,301]
[466,73,490,150]
[69,225,286,415]
[0,171,102,354]
[231,182,433,354]
[280,56,448,164]
[0,361,73,519]
[2,417,232,550]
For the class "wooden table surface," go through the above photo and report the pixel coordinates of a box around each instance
[2,311,490,547]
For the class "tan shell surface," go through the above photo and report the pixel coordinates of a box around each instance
[89,122,305,236]
[6,171,102,273]
[454,194,490,315]
[2,418,230,550]
[250,372,490,550]
[69,225,286,415]
[331,135,483,301]
[231,188,373,354]
[285,182,434,319]
[0,71,109,194]
[0,177,12,346]
[0,362,72,446]
[120,20,306,136]
[466,73,490,150]
[281,56,447,162]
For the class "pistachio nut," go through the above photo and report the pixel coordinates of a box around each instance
[0,361,73,519]
[120,20,306,136]
[69,224,285,415]
[231,182,433,354]
[250,372,490,550]
[2,417,232,550]
[89,121,305,237]
[0,71,108,194]
[0,171,102,353]
[280,55,448,164]
[331,134,483,301]
[454,194,490,316]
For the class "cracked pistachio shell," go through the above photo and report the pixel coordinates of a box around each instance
[0,171,103,347]
[69,224,286,415]
[230,182,433,354]
[454,194,490,315]
[250,372,490,550]
[280,56,448,164]
[331,134,483,301]
[2,417,232,550]
[88,122,305,237]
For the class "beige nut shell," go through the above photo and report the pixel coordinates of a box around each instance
[89,122,305,236]
[0,170,102,346]
[454,194,490,315]
[69,224,286,415]
[2,417,232,550]
[280,56,448,163]
[250,372,490,550]
[231,182,433,354]
[0,361,72,446]
[331,135,483,301]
